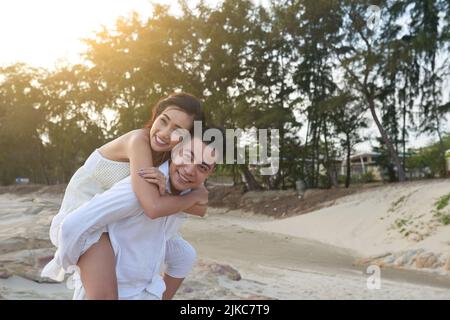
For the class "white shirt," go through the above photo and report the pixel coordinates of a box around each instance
[55,161,189,299]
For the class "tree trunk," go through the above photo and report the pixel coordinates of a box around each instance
[38,144,50,185]
[402,99,407,173]
[240,165,261,191]
[368,98,406,182]
[435,122,446,177]
[277,125,285,189]
[232,166,239,185]
[323,121,338,188]
[345,135,351,188]
[315,125,322,187]
[302,120,310,184]
[310,124,318,187]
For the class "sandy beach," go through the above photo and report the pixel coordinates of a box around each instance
[1,180,450,300]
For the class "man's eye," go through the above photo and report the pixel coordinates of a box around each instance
[160,118,167,124]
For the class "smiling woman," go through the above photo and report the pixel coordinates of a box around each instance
[0,0,163,68]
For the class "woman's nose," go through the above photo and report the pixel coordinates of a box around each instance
[159,127,172,140]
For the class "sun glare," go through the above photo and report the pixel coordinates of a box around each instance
[0,0,167,68]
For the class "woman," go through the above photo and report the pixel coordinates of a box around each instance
[42,92,207,299]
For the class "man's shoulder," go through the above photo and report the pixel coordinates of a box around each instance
[158,161,170,177]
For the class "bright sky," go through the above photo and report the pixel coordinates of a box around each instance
[0,0,175,68]
[0,0,266,68]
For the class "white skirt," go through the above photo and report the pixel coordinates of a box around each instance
[42,149,130,281]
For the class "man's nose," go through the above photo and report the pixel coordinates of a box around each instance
[185,164,196,176]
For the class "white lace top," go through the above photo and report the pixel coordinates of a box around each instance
[49,149,130,246]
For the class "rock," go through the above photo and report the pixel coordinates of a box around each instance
[411,248,425,261]
[383,255,396,265]
[444,255,450,271]
[394,254,408,266]
[0,270,12,279]
[0,237,28,255]
[425,254,438,268]
[0,248,56,282]
[199,261,242,281]
[181,286,194,293]
[210,263,241,281]
[408,233,422,242]
[403,250,418,264]
[415,253,430,268]
[415,252,438,269]
[37,254,54,267]
[23,206,44,215]
[0,237,52,255]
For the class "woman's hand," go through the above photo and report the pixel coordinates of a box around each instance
[138,167,166,196]
[185,203,208,217]
[190,184,209,206]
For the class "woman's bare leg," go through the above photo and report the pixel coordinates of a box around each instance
[77,233,118,300]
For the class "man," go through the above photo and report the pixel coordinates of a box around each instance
[56,134,222,299]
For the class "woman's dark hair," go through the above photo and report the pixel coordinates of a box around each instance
[144,92,204,130]
[144,92,205,166]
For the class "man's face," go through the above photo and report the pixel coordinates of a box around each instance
[169,137,217,192]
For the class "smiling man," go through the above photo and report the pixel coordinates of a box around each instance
[52,133,223,300]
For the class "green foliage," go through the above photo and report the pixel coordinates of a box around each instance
[0,0,449,189]
[433,209,450,226]
[389,195,407,213]
[435,192,450,211]
[349,171,376,184]
[405,134,450,178]
[431,192,450,226]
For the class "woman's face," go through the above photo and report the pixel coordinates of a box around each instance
[149,106,195,152]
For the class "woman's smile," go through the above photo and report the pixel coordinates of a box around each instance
[153,134,170,148]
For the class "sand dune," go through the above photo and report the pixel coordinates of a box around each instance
[231,180,450,273]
